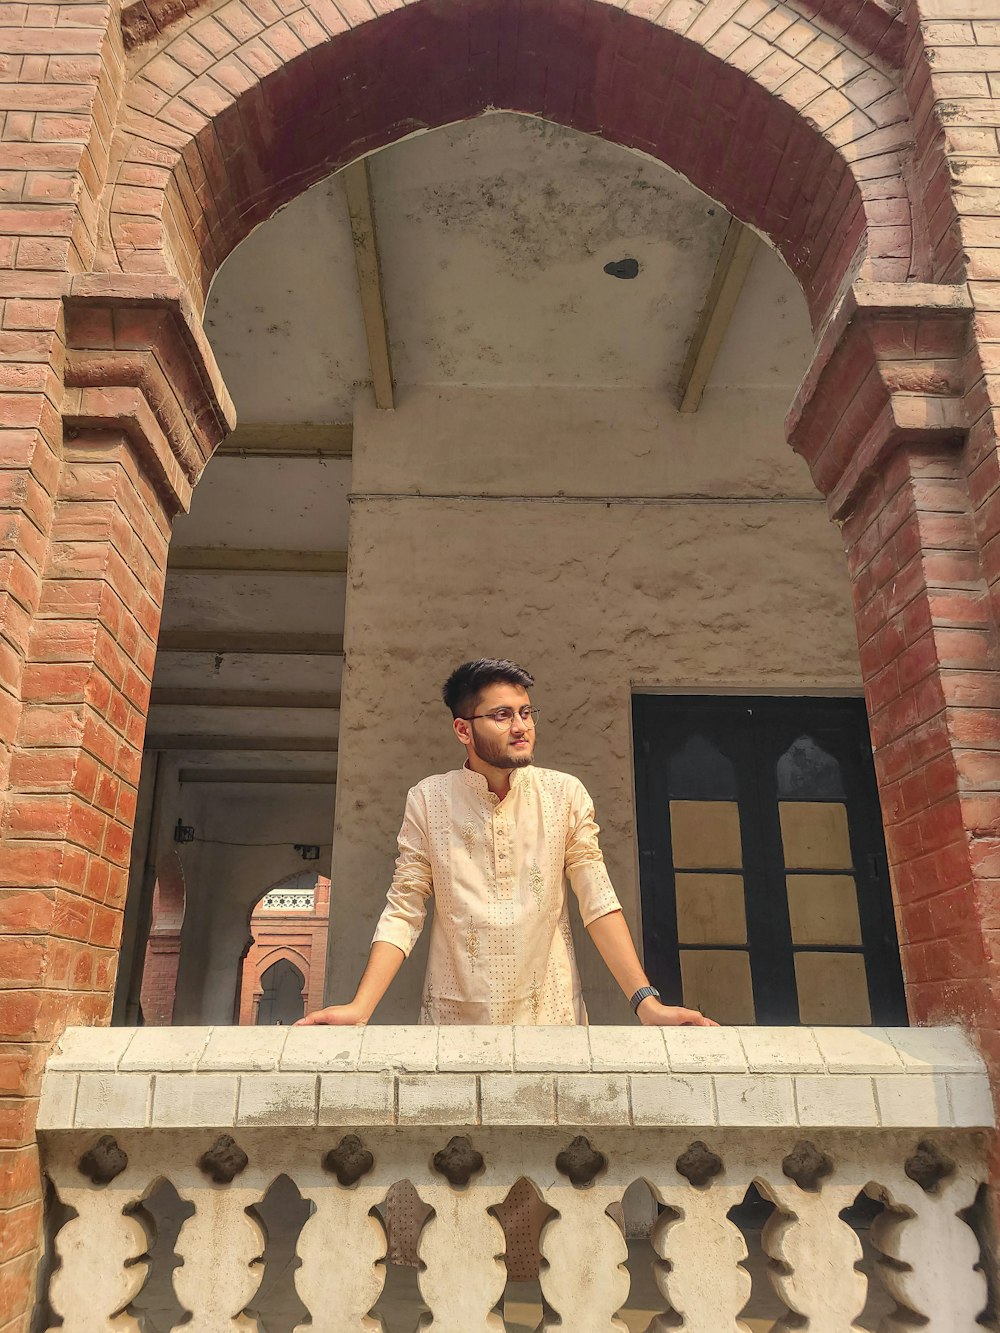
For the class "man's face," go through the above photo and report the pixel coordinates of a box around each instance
[460,682,536,770]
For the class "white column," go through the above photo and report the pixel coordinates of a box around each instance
[294,1184,388,1332]
[760,1182,868,1332]
[47,1179,152,1333]
[869,1172,987,1332]
[171,1182,266,1331]
[649,1181,753,1333]
[537,1185,631,1333]
[415,1181,510,1333]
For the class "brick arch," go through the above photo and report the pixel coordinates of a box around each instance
[234,874,330,1023]
[120,0,908,66]
[253,944,310,978]
[104,0,922,330]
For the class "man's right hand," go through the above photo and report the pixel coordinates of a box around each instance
[294,1003,366,1026]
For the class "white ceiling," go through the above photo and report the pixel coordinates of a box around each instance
[170,458,352,551]
[204,113,811,416]
[158,574,347,635]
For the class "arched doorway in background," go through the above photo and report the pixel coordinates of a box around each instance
[235,873,331,1024]
[256,958,307,1026]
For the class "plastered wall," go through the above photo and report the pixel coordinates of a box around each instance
[329,385,864,1023]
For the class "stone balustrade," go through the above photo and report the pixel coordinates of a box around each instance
[37,1024,995,1332]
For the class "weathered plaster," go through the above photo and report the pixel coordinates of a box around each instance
[331,387,861,1023]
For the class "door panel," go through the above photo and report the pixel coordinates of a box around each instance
[633,695,907,1026]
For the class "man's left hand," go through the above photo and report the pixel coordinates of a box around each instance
[637,999,718,1026]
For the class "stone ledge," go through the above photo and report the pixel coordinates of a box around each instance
[47,1023,987,1078]
[37,1025,995,1133]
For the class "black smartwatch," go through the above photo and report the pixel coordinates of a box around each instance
[629,985,660,1014]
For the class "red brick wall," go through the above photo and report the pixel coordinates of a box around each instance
[108,0,920,324]
[1,0,1000,1326]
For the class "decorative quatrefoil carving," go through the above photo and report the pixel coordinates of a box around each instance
[782,1140,834,1192]
[675,1140,723,1188]
[433,1135,484,1186]
[323,1134,375,1186]
[556,1135,607,1187]
[78,1135,128,1184]
[198,1134,249,1183]
[905,1139,956,1193]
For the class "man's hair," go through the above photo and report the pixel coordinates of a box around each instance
[443,659,535,719]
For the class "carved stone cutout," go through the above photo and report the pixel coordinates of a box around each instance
[675,1140,723,1188]
[782,1140,834,1191]
[198,1134,249,1183]
[556,1135,607,1187]
[905,1139,955,1192]
[323,1134,375,1186]
[433,1135,484,1186]
[78,1134,128,1184]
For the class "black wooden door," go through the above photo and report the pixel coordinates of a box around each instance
[632,695,906,1025]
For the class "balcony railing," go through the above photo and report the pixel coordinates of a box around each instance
[37,1024,994,1331]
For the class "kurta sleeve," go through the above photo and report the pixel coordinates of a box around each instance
[371,787,434,957]
[564,779,623,927]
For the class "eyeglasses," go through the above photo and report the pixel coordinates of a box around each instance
[463,706,541,730]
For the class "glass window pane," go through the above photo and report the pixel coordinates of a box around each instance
[779,801,852,870]
[776,735,846,800]
[670,800,743,869]
[786,874,862,946]
[676,873,748,945]
[794,952,872,1025]
[668,734,737,800]
[680,949,755,1024]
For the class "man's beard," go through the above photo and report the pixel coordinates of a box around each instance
[471,730,534,770]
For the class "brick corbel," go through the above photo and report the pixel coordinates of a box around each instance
[787,281,974,520]
[61,275,236,517]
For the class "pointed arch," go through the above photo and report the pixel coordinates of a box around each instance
[103,0,922,332]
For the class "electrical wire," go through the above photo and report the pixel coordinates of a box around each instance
[188,837,333,849]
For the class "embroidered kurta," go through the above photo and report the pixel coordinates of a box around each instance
[372,765,622,1024]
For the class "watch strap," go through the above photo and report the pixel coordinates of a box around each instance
[629,985,660,1013]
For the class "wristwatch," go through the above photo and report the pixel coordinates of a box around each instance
[629,985,661,1014]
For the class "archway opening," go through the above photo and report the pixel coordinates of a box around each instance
[256,958,307,1026]
[235,874,331,1026]
[126,110,903,1029]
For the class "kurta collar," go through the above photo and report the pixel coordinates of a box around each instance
[460,762,530,795]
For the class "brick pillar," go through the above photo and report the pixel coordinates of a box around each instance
[139,931,183,1025]
[0,281,232,1331]
[790,280,1000,1074]
[138,850,186,1026]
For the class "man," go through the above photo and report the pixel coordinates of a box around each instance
[298,657,713,1028]
[297,659,714,1282]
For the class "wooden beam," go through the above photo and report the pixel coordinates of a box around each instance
[156,632,344,656]
[179,768,337,785]
[145,735,339,752]
[677,220,760,413]
[342,159,394,409]
[216,423,352,458]
[168,548,348,574]
[150,688,341,710]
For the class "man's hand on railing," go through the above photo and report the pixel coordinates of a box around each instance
[295,942,407,1025]
[636,999,718,1026]
[294,1004,367,1026]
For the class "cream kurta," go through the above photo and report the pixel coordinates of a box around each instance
[372,764,622,1024]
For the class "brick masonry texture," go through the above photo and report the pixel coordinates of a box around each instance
[2,0,1000,1325]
